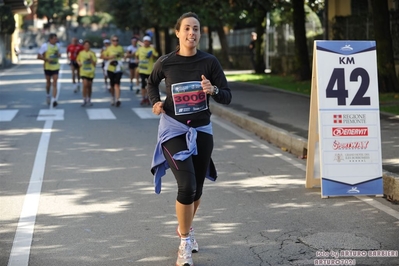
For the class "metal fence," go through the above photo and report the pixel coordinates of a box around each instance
[331,11,399,59]
[199,21,323,58]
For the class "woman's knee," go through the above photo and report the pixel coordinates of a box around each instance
[176,179,196,205]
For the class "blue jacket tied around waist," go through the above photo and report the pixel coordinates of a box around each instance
[151,113,217,194]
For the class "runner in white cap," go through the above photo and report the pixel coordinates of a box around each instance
[136,35,158,105]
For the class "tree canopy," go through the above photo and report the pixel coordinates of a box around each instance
[36,0,74,26]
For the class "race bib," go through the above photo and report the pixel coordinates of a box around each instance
[83,59,92,70]
[171,81,208,115]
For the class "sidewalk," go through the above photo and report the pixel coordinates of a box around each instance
[210,79,399,201]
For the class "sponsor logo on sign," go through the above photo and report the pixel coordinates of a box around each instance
[333,114,366,124]
[347,187,360,193]
[341,44,353,51]
[332,127,368,136]
[332,140,369,150]
[333,114,342,123]
[333,153,371,163]
[334,154,344,162]
[345,153,370,162]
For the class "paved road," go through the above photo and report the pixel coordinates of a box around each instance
[1,56,399,265]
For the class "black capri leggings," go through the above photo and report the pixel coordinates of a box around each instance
[162,132,214,205]
[140,73,150,89]
[107,71,122,87]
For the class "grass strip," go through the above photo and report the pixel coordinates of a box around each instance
[226,73,399,115]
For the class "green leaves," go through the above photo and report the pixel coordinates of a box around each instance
[0,5,16,34]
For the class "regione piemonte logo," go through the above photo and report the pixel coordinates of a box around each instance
[333,114,367,124]
[332,127,368,137]
[333,114,342,123]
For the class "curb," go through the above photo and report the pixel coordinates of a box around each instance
[210,102,399,201]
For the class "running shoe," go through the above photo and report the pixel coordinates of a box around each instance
[177,227,199,253]
[73,84,80,93]
[46,96,51,105]
[130,83,133,91]
[116,100,121,107]
[176,240,194,266]
[81,100,87,107]
[53,101,58,107]
[111,98,115,106]
[136,88,140,94]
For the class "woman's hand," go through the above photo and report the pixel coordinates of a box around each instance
[201,75,214,95]
[152,101,165,115]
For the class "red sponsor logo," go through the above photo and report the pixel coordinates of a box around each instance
[333,114,342,124]
[332,140,369,150]
[332,127,368,136]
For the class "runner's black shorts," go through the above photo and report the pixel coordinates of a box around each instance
[70,60,79,69]
[107,71,122,86]
[162,131,213,205]
[129,63,138,69]
[81,76,93,82]
[44,69,59,76]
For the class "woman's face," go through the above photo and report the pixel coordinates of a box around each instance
[84,42,90,51]
[176,17,200,50]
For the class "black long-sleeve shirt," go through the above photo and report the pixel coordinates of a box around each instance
[147,49,232,127]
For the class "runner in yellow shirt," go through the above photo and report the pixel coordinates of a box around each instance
[101,35,124,107]
[76,40,97,107]
[37,33,61,107]
[136,35,158,105]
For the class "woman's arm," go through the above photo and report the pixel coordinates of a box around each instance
[210,59,232,105]
[147,58,165,105]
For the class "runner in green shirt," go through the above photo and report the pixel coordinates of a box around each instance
[136,35,158,105]
[101,35,124,107]
[77,40,97,106]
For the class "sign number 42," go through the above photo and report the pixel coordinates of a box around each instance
[326,67,371,106]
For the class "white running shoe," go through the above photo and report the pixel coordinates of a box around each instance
[177,227,198,253]
[176,239,193,266]
[73,84,80,93]
[189,228,199,253]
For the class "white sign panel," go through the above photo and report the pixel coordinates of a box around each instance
[316,41,383,197]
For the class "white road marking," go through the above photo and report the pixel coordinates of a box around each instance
[356,196,399,220]
[0,64,21,77]
[37,109,64,121]
[212,115,399,221]
[86,108,116,120]
[132,108,160,119]
[7,62,66,265]
[7,120,54,266]
[0,110,19,122]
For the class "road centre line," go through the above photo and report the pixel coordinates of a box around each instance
[7,120,53,266]
[211,115,399,221]
[7,63,65,266]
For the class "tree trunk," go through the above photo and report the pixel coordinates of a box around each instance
[253,6,266,74]
[292,0,311,80]
[370,0,399,93]
[216,23,232,69]
[207,26,213,55]
[163,27,172,54]
[153,25,161,55]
